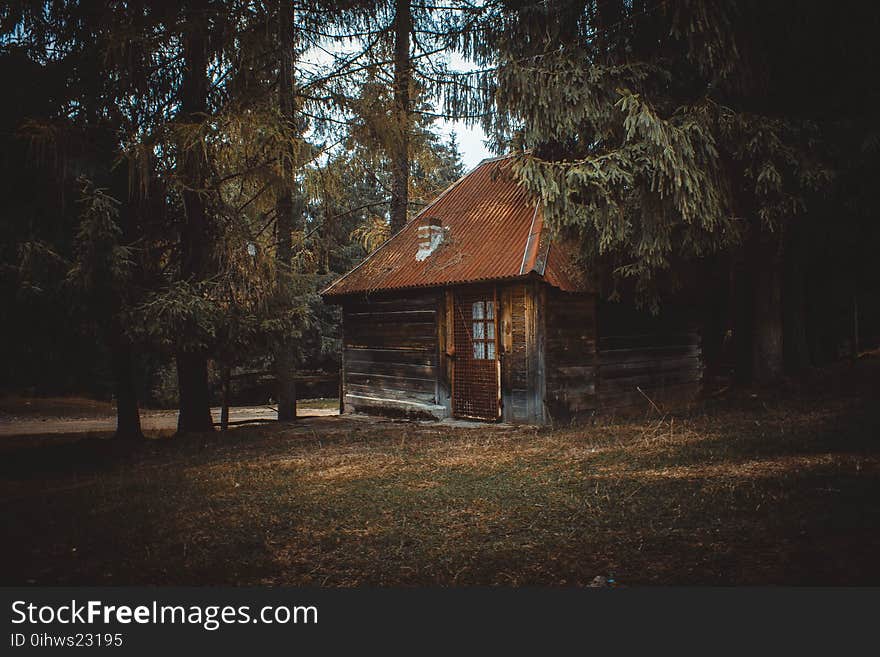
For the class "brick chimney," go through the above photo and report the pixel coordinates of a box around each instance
[416,216,445,261]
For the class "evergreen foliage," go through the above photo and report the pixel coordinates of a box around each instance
[0,0,877,409]
[0,0,466,429]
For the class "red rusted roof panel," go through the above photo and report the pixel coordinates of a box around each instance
[544,239,590,293]
[322,156,589,296]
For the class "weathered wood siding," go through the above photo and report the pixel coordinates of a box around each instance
[595,300,704,414]
[544,288,598,422]
[500,283,528,421]
[597,332,703,412]
[499,281,544,423]
[341,291,445,417]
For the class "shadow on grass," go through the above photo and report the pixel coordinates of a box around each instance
[1,363,879,586]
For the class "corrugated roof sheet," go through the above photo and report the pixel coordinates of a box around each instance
[322,155,589,297]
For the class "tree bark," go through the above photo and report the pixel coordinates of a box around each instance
[699,256,730,377]
[275,351,297,421]
[111,336,143,440]
[783,225,811,374]
[732,249,754,384]
[177,351,214,432]
[220,364,230,431]
[389,0,411,234]
[752,238,785,384]
[274,0,297,422]
[176,0,215,433]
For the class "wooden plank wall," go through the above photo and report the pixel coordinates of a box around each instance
[498,281,545,423]
[529,283,546,423]
[597,332,703,412]
[341,291,441,409]
[543,288,598,422]
[440,291,453,412]
[499,282,531,422]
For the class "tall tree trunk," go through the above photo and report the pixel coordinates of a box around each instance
[752,237,785,384]
[389,0,411,234]
[220,363,231,431]
[177,350,213,431]
[274,0,297,422]
[700,256,730,377]
[176,0,215,433]
[111,333,143,440]
[732,248,754,384]
[783,224,811,374]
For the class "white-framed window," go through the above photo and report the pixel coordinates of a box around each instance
[471,300,496,360]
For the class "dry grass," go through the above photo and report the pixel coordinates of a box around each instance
[1,364,879,586]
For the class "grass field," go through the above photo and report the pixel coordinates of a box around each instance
[1,362,878,586]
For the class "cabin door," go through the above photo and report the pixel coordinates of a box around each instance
[452,288,501,420]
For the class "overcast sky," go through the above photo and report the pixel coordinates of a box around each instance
[438,120,494,170]
[437,51,495,170]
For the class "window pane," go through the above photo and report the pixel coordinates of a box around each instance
[487,342,496,360]
[486,322,495,340]
[486,301,495,319]
[473,322,484,339]
[473,342,485,359]
[472,302,484,319]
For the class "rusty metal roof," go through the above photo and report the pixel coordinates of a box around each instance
[321,155,589,297]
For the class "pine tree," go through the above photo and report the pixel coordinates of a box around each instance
[0,0,182,438]
[273,0,299,420]
[389,0,413,233]
[174,0,217,433]
[68,180,143,439]
[458,0,834,384]
[316,2,481,232]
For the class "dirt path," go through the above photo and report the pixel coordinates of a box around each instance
[0,405,338,437]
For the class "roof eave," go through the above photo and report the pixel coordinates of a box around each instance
[321,271,547,300]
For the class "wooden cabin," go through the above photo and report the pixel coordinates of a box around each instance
[321,155,703,423]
